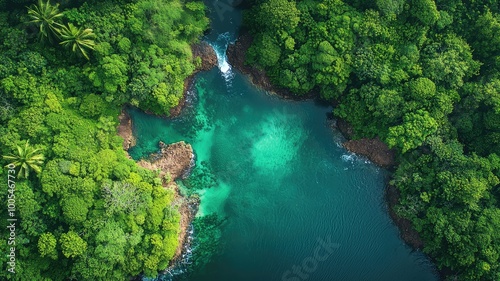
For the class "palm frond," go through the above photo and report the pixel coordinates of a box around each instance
[3,141,45,178]
[26,0,63,42]
[59,23,96,60]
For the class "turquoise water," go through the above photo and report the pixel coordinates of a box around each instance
[129,71,437,280]
[130,2,438,280]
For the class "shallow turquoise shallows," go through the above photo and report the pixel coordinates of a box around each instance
[130,2,438,281]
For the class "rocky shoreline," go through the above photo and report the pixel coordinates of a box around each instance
[170,42,218,117]
[333,119,396,168]
[227,31,428,261]
[116,41,217,272]
[227,32,316,101]
[135,141,198,263]
[137,141,194,180]
[117,32,432,278]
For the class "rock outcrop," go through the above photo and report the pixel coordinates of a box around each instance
[343,138,396,168]
[191,42,218,71]
[333,119,396,168]
[136,140,196,264]
[137,141,194,180]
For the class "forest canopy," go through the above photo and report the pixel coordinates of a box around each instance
[0,0,208,279]
[245,0,500,280]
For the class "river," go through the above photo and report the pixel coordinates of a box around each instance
[131,1,438,280]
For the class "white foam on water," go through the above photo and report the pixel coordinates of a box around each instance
[341,153,355,162]
[220,59,230,73]
[208,32,235,83]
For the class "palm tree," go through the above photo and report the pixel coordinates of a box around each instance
[26,0,64,42]
[58,23,96,60]
[3,141,45,179]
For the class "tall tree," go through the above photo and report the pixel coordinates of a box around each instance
[26,0,64,42]
[3,140,45,178]
[58,23,96,60]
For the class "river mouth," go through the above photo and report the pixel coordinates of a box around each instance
[130,1,438,280]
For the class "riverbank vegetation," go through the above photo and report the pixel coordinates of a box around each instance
[0,0,208,279]
[245,0,500,280]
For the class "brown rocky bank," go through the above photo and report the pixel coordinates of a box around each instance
[137,141,194,180]
[116,112,199,265]
[191,41,218,72]
[136,141,197,262]
[227,32,314,100]
[170,42,218,117]
[228,31,427,259]
[334,119,396,168]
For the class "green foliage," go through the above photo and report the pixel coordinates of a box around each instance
[0,0,207,279]
[248,33,281,67]
[102,181,148,216]
[255,0,300,33]
[247,0,500,279]
[26,0,64,42]
[38,233,57,259]
[247,0,360,98]
[79,93,106,118]
[3,140,45,178]
[470,9,500,73]
[58,23,96,60]
[376,0,404,17]
[386,110,439,153]
[421,34,480,89]
[60,231,87,258]
[411,0,440,26]
[61,195,89,223]
[89,54,128,94]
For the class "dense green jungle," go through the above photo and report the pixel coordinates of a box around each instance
[0,0,499,280]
